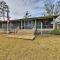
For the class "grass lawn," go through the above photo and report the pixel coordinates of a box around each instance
[0,34,60,60]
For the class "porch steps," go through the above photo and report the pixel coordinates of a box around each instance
[17,29,36,35]
[6,35,35,40]
[6,29,36,40]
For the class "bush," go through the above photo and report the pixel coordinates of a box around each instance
[50,29,60,35]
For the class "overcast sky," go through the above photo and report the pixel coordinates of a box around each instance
[1,0,59,19]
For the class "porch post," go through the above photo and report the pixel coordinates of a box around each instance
[2,22,3,31]
[35,19,36,29]
[53,23,55,30]
[28,21,29,26]
[41,21,43,35]
[21,20,22,29]
[24,21,25,29]
[53,18,55,30]
[7,21,9,33]
[27,21,29,29]
[18,23,19,29]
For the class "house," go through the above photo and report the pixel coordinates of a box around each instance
[0,15,58,34]
[51,16,60,29]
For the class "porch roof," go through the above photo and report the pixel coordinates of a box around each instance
[36,15,58,19]
[0,15,58,22]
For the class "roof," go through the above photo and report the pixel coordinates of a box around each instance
[0,15,58,22]
[51,16,60,24]
[37,15,58,19]
[19,15,58,20]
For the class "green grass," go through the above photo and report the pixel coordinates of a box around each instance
[0,34,60,60]
[49,29,60,35]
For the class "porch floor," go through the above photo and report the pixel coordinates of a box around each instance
[6,35,35,40]
[6,29,36,40]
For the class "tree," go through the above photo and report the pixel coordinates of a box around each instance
[54,0,60,15]
[23,11,31,29]
[44,0,54,15]
[24,11,31,18]
[0,0,9,20]
[0,0,10,33]
[44,0,60,16]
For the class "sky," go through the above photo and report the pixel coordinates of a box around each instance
[0,0,59,19]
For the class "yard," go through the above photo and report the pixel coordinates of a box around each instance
[0,34,60,60]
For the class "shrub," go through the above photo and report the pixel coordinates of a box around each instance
[50,29,60,35]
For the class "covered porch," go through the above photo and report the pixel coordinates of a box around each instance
[0,15,58,34]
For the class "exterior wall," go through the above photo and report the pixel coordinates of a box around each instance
[23,21,34,29]
[0,22,7,31]
[36,19,53,29]
[57,24,60,29]
[1,20,53,30]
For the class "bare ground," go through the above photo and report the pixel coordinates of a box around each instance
[0,34,60,60]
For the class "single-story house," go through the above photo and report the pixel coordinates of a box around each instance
[0,15,58,34]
